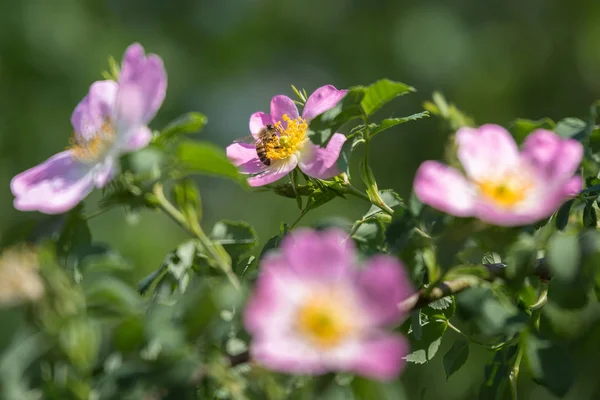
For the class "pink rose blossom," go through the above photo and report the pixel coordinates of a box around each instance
[227,85,348,186]
[414,124,583,226]
[244,229,414,381]
[11,43,167,214]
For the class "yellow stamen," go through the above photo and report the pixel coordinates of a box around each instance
[69,119,116,163]
[477,174,533,208]
[265,114,308,161]
[296,292,352,349]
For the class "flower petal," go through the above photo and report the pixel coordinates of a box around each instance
[226,142,264,174]
[456,124,520,181]
[357,255,414,326]
[302,85,348,121]
[521,129,584,182]
[122,126,153,152]
[251,335,328,376]
[562,176,583,197]
[280,228,356,280]
[413,161,475,217]
[114,84,146,143]
[11,151,95,214]
[270,95,299,126]
[349,334,408,381]
[474,176,583,227]
[71,80,118,140]
[244,253,309,334]
[93,157,117,187]
[249,112,273,136]
[118,43,167,123]
[247,157,297,187]
[298,133,346,179]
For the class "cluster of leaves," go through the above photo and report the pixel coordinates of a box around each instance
[4,76,600,400]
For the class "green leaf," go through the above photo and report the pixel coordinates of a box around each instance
[404,320,446,364]
[583,200,597,228]
[429,296,453,311]
[509,118,555,143]
[211,220,258,262]
[554,117,586,139]
[177,141,242,182]
[443,339,469,380]
[156,112,207,144]
[555,199,575,230]
[360,79,415,116]
[308,87,366,146]
[352,220,386,254]
[525,334,575,397]
[405,305,451,364]
[369,112,429,137]
[84,276,143,317]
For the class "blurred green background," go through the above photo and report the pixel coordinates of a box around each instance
[1,0,599,398]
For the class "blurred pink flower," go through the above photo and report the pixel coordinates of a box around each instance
[244,229,414,381]
[414,125,583,226]
[227,85,347,186]
[11,43,167,214]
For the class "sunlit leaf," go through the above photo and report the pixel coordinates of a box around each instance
[361,79,414,116]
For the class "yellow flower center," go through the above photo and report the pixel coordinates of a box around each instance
[69,119,116,163]
[477,173,533,208]
[265,114,308,161]
[296,292,352,349]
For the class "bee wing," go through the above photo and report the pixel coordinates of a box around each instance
[233,135,258,145]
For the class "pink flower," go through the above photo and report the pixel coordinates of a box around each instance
[414,124,583,226]
[244,229,414,381]
[227,85,348,186]
[11,43,167,214]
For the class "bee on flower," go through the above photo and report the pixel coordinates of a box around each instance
[227,85,348,186]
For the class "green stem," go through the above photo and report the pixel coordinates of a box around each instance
[83,205,114,220]
[151,183,240,290]
[290,209,310,229]
[529,282,549,311]
[445,320,519,350]
[509,345,524,400]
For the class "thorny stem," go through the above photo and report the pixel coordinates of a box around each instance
[151,183,241,290]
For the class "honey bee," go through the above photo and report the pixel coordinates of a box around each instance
[235,124,280,166]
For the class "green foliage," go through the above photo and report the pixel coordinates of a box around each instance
[443,338,470,380]
[155,112,208,145]
[177,140,243,182]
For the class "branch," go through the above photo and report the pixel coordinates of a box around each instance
[228,259,551,367]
